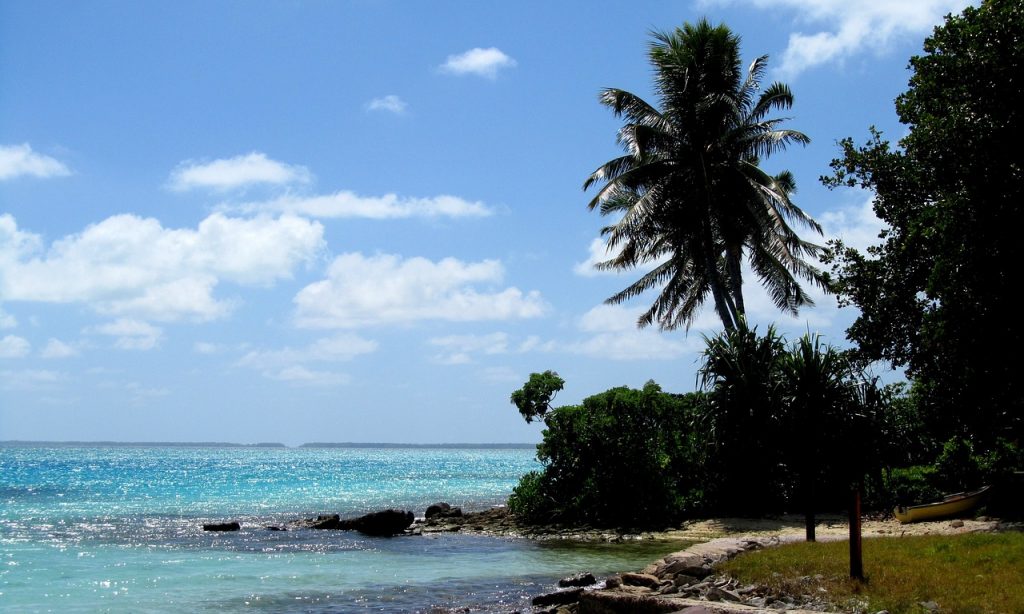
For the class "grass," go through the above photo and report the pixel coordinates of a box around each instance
[718,531,1024,614]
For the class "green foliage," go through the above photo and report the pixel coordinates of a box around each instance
[698,322,868,513]
[511,380,705,527]
[583,19,824,332]
[506,471,548,523]
[821,0,1024,448]
[510,370,564,423]
[882,465,942,507]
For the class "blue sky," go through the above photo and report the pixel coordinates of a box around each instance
[0,0,972,445]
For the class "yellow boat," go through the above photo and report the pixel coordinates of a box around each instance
[894,485,991,523]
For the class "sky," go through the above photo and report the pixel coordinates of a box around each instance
[0,0,974,445]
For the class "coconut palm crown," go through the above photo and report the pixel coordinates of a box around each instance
[583,20,827,331]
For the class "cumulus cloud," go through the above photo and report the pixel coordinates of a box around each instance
[702,0,971,77]
[237,334,376,385]
[294,253,547,328]
[429,332,510,364]
[169,152,311,191]
[0,368,61,391]
[41,338,78,359]
[0,144,71,180]
[0,334,30,358]
[0,213,324,321]
[573,237,668,277]
[819,194,886,253]
[88,319,164,350]
[0,308,15,329]
[366,95,408,114]
[568,305,700,361]
[440,47,517,78]
[225,191,493,219]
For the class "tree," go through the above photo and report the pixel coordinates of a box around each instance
[583,19,827,332]
[822,0,1024,448]
[510,370,564,423]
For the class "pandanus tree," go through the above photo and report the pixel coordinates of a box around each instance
[584,20,827,331]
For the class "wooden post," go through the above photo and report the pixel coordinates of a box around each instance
[849,484,863,580]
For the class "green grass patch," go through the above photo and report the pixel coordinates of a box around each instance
[718,532,1024,613]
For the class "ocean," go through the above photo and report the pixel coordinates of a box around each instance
[0,445,684,613]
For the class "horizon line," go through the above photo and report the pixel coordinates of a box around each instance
[0,440,537,449]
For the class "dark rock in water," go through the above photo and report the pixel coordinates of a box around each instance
[293,510,413,535]
[265,525,286,531]
[425,502,451,518]
[203,521,240,532]
[531,587,583,607]
[425,502,463,519]
[558,572,597,587]
[340,509,415,536]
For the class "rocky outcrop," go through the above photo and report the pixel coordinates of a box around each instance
[530,536,836,613]
[425,502,463,519]
[202,521,240,532]
[559,572,597,588]
[291,510,414,536]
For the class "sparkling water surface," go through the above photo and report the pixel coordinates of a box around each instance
[1,446,686,612]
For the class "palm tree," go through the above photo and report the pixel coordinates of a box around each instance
[583,20,827,331]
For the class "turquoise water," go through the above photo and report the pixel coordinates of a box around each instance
[0,446,683,612]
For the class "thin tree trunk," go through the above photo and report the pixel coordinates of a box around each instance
[726,244,745,321]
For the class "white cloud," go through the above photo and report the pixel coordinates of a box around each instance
[0,334,30,358]
[366,95,408,114]
[270,365,350,386]
[0,213,324,321]
[294,253,547,328]
[168,152,311,191]
[89,319,163,350]
[226,191,493,219]
[41,338,78,359]
[0,368,61,391]
[568,304,701,361]
[193,341,222,354]
[429,332,510,364]
[237,334,375,385]
[574,237,669,277]
[440,47,517,78]
[820,194,886,253]
[0,308,15,329]
[478,366,522,384]
[703,0,972,78]
[0,144,71,180]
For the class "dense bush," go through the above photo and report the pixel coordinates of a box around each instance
[509,381,704,528]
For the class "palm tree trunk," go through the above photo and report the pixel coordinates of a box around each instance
[726,244,746,321]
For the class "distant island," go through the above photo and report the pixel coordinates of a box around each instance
[299,442,536,449]
[0,441,536,449]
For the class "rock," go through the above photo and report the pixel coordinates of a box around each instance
[652,554,712,579]
[307,514,342,530]
[706,586,742,602]
[265,525,286,531]
[339,509,415,536]
[919,601,940,612]
[673,574,699,587]
[559,572,597,588]
[532,587,583,607]
[620,572,661,589]
[202,521,240,532]
[578,590,681,613]
[425,502,451,518]
[604,575,622,589]
[951,519,965,528]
